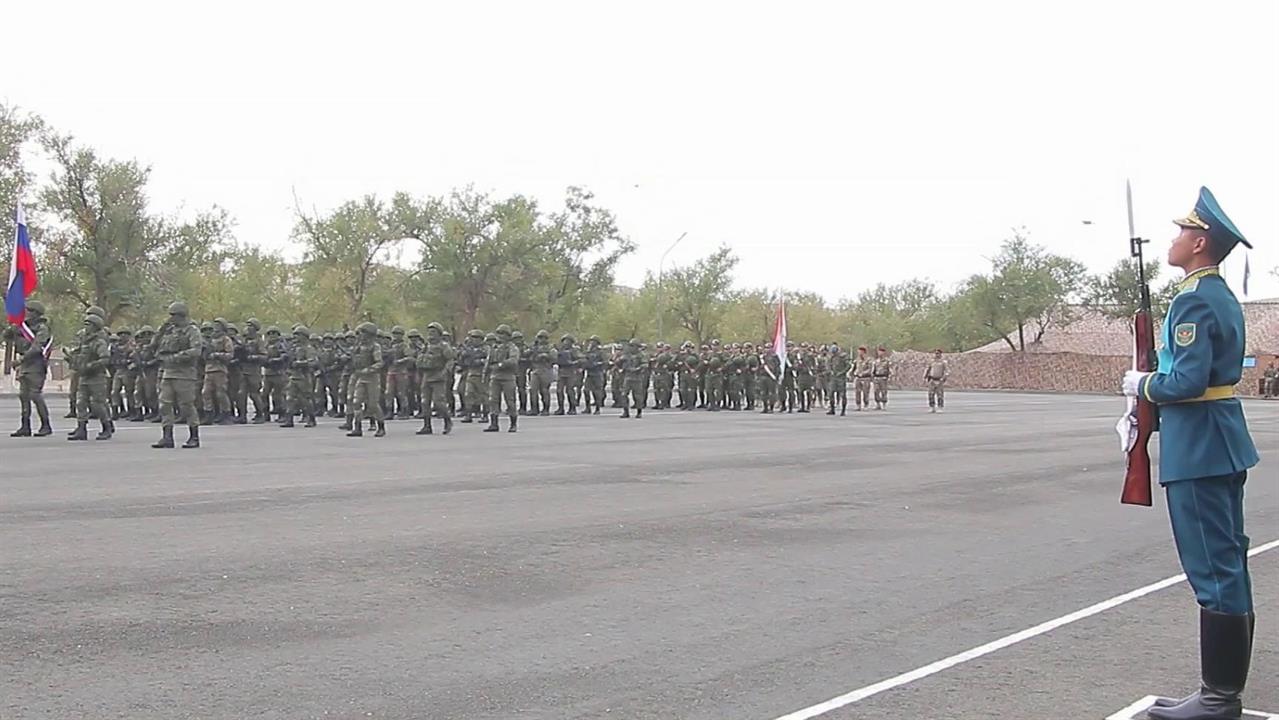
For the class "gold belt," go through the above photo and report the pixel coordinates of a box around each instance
[1171,385,1236,404]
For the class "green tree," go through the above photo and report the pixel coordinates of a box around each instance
[0,104,42,223]
[294,195,405,324]
[1083,258,1179,324]
[659,246,738,346]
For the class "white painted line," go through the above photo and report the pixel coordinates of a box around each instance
[770,538,1279,720]
[1107,696,1279,720]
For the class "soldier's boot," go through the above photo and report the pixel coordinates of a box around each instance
[567,401,577,415]
[1147,609,1250,720]
[554,400,566,416]
[346,421,364,437]
[539,408,549,416]
[280,413,295,428]
[35,418,53,436]
[1152,612,1254,712]
[251,412,267,424]
[826,403,836,415]
[152,426,175,449]
[368,417,378,430]
[304,414,317,428]
[11,418,32,437]
[635,406,642,419]
[508,415,518,433]
[67,421,89,441]
[841,400,847,416]
[218,411,237,426]
[460,410,473,424]
[95,418,114,440]
[182,426,200,449]
[416,418,433,435]
[374,421,386,438]
[483,413,500,432]
[442,416,453,435]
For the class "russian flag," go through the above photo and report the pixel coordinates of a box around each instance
[771,293,787,374]
[6,204,39,341]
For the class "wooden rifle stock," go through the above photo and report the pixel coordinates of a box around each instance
[1121,306,1155,506]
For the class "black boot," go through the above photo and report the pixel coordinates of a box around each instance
[416,418,433,435]
[374,420,385,438]
[11,419,31,437]
[35,420,52,437]
[182,426,200,449]
[508,415,518,433]
[281,414,294,428]
[67,421,88,441]
[460,411,473,424]
[635,406,642,419]
[483,413,500,432]
[1153,612,1256,710]
[96,418,114,440]
[442,415,452,435]
[339,414,353,431]
[152,425,175,449]
[1148,608,1251,720]
[347,420,363,437]
[304,414,317,428]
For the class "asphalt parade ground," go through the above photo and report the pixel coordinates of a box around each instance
[2,391,1276,720]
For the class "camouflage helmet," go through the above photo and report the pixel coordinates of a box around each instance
[26,300,46,315]
[484,331,497,342]
[200,321,214,332]
[391,325,405,335]
[560,333,574,344]
[629,337,640,346]
[441,330,452,339]
[293,325,311,338]
[467,329,484,339]
[266,326,281,336]
[245,317,261,330]
[87,305,108,319]
[589,335,601,343]
[535,329,549,339]
[426,322,444,333]
[356,321,377,335]
[407,328,422,339]
[165,302,187,317]
[495,323,512,336]
[511,330,524,340]
[226,322,239,334]
[83,314,105,329]
[323,332,335,341]
[137,324,156,336]
[117,327,133,336]
[213,317,228,328]
[344,330,356,339]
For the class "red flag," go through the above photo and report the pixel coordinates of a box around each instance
[771,294,787,373]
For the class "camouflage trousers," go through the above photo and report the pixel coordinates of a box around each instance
[67,371,79,415]
[653,374,673,409]
[16,372,50,425]
[489,377,518,418]
[352,373,384,422]
[705,374,723,409]
[264,374,287,417]
[287,375,314,419]
[829,377,848,410]
[421,378,450,418]
[111,371,136,416]
[202,371,232,417]
[758,376,777,410]
[387,372,412,417]
[134,369,159,416]
[873,377,890,406]
[678,372,696,408]
[530,370,552,414]
[465,373,486,415]
[238,367,266,419]
[584,372,605,411]
[620,376,645,413]
[515,371,528,413]
[76,375,110,424]
[854,377,872,408]
[160,377,199,430]
[556,373,579,413]
[928,379,945,408]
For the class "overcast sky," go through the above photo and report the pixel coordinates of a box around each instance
[8,0,1278,302]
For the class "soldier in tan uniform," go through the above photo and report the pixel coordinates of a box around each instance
[925,349,948,413]
[872,346,892,410]
[852,346,873,410]
[1263,359,1278,398]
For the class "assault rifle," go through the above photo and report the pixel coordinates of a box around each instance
[1120,180,1156,507]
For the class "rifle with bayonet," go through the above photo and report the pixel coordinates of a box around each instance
[1120,180,1156,507]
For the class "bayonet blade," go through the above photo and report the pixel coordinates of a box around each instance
[1126,179,1136,239]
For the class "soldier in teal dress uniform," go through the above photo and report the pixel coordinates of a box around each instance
[1122,187,1259,720]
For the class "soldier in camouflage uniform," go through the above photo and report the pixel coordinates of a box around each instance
[704,343,724,411]
[652,343,674,410]
[726,343,745,411]
[226,323,244,420]
[925,349,948,413]
[387,326,414,419]
[795,344,815,413]
[528,329,554,416]
[263,327,290,421]
[555,334,581,415]
[743,342,760,410]
[759,343,781,414]
[68,314,113,441]
[347,322,386,437]
[827,343,852,416]
[1260,359,1276,399]
[4,300,53,436]
[484,324,522,432]
[582,335,607,414]
[415,322,455,435]
[63,305,105,418]
[282,326,318,428]
[108,329,136,420]
[315,333,339,417]
[610,342,625,408]
[457,329,487,423]
[780,342,797,413]
[442,331,457,414]
[151,302,204,449]
[238,319,269,423]
[852,346,873,411]
[133,325,160,422]
[200,319,234,424]
[407,329,424,417]
[619,338,646,419]
[872,346,892,410]
[512,330,530,415]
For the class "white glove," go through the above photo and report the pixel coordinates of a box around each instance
[1122,370,1149,397]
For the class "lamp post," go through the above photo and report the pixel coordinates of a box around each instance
[656,231,687,341]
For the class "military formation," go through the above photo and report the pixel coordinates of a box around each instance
[6,301,955,447]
